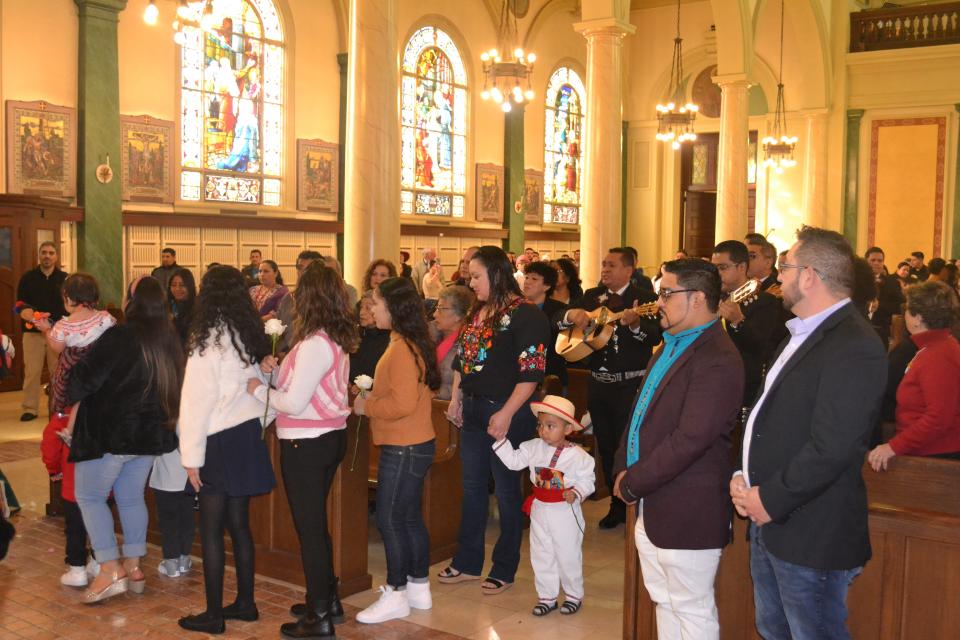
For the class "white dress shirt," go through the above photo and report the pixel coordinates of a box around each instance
[739,297,851,486]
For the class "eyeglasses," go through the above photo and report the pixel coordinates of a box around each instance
[657,288,697,301]
[779,262,825,279]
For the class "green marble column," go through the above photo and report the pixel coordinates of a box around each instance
[75,0,127,306]
[952,104,960,259]
[503,105,525,255]
[337,52,348,261]
[842,109,865,248]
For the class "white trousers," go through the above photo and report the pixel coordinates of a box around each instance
[530,500,584,601]
[634,513,722,640]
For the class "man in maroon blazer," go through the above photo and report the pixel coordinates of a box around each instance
[613,259,744,640]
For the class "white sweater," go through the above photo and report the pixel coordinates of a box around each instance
[179,332,269,468]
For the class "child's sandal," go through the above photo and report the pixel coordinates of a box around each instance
[532,601,558,616]
[560,599,582,615]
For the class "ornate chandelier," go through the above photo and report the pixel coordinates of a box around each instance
[480,0,536,113]
[762,0,798,173]
[142,1,217,46]
[656,0,698,150]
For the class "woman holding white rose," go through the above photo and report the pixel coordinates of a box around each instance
[177,266,275,635]
[352,276,440,624]
[247,263,359,639]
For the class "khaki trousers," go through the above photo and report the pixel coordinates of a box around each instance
[21,332,57,415]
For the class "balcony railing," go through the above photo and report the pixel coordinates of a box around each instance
[850,2,960,52]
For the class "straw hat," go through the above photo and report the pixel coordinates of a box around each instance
[530,395,583,431]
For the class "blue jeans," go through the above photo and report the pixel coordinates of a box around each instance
[377,440,435,589]
[452,395,537,583]
[750,524,863,640]
[74,454,155,563]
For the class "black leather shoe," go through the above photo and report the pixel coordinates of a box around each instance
[598,510,625,529]
[178,611,225,634]
[222,601,259,621]
[19,413,36,422]
[281,611,336,639]
[290,578,345,624]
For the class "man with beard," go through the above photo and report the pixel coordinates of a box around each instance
[612,258,743,639]
[732,226,886,639]
[561,248,660,528]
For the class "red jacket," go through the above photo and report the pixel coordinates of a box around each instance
[892,329,960,456]
[40,412,75,502]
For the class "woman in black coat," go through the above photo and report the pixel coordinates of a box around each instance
[68,277,183,604]
[167,267,197,349]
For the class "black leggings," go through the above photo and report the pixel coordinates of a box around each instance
[199,494,255,614]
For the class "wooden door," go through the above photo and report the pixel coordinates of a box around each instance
[0,216,23,392]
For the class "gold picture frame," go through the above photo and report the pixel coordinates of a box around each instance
[297,139,339,212]
[120,114,175,203]
[476,163,504,223]
[5,100,77,198]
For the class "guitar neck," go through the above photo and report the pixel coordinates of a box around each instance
[600,302,659,323]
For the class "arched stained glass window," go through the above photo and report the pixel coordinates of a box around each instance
[400,27,468,217]
[543,67,585,225]
[179,0,284,206]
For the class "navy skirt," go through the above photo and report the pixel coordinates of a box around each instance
[193,418,276,497]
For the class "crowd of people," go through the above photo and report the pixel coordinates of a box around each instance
[0,228,957,639]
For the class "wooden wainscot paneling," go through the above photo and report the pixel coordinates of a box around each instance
[123,210,343,234]
[623,455,960,639]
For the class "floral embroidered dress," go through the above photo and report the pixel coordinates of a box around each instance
[454,296,549,401]
[48,310,117,414]
[249,284,289,317]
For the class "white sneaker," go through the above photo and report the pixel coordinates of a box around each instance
[158,559,181,577]
[406,580,432,610]
[355,586,411,624]
[60,565,89,587]
[85,558,100,578]
[177,555,193,574]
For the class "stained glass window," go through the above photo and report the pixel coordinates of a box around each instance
[544,67,585,225]
[401,27,467,217]
[179,0,284,205]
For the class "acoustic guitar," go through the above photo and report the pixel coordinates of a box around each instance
[555,278,762,363]
[556,300,660,363]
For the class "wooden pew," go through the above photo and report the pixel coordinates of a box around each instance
[622,455,960,639]
[368,398,463,564]
[143,420,373,597]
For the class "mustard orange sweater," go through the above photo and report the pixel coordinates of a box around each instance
[364,333,435,446]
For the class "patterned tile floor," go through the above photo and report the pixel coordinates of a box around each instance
[0,390,628,639]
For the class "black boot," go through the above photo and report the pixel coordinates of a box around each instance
[598,499,626,529]
[290,577,344,624]
[178,611,225,634]
[281,601,336,639]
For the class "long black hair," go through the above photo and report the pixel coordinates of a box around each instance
[376,277,441,391]
[125,277,183,428]
[166,267,197,313]
[190,265,270,364]
[470,245,522,315]
[554,257,583,300]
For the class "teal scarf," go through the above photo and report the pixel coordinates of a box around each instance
[626,319,716,467]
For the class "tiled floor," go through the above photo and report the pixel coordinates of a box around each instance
[0,390,628,639]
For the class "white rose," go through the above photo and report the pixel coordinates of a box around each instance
[354,374,374,391]
[264,318,286,337]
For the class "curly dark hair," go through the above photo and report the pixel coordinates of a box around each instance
[125,277,183,429]
[189,266,270,364]
[294,263,360,353]
[362,259,398,292]
[906,280,959,330]
[376,277,441,391]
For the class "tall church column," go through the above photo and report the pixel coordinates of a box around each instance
[574,17,635,286]
[75,0,127,305]
[343,0,400,289]
[714,74,750,243]
[803,110,829,228]
[503,105,525,255]
[842,109,865,248]
[951,104,960,258]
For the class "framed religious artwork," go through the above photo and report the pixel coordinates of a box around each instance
[476,163,504,224]
[119,115,175,203]
[523,169,544,224]
[297,139,339,212]
[5,100,77,198]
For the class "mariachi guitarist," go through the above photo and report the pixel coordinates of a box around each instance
[712,240,783,409]
[558,247,660,529]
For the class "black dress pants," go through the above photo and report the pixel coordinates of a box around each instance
[62,499,89,567]
[587,378,642,513]
[281,429,347,606]
[154,488,196,560]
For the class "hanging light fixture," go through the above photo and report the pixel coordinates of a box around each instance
[142,1,216,45]
[762,0,798,173]
[143,0,160,25]
[656,0,698,150]
[481,0,536,112]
